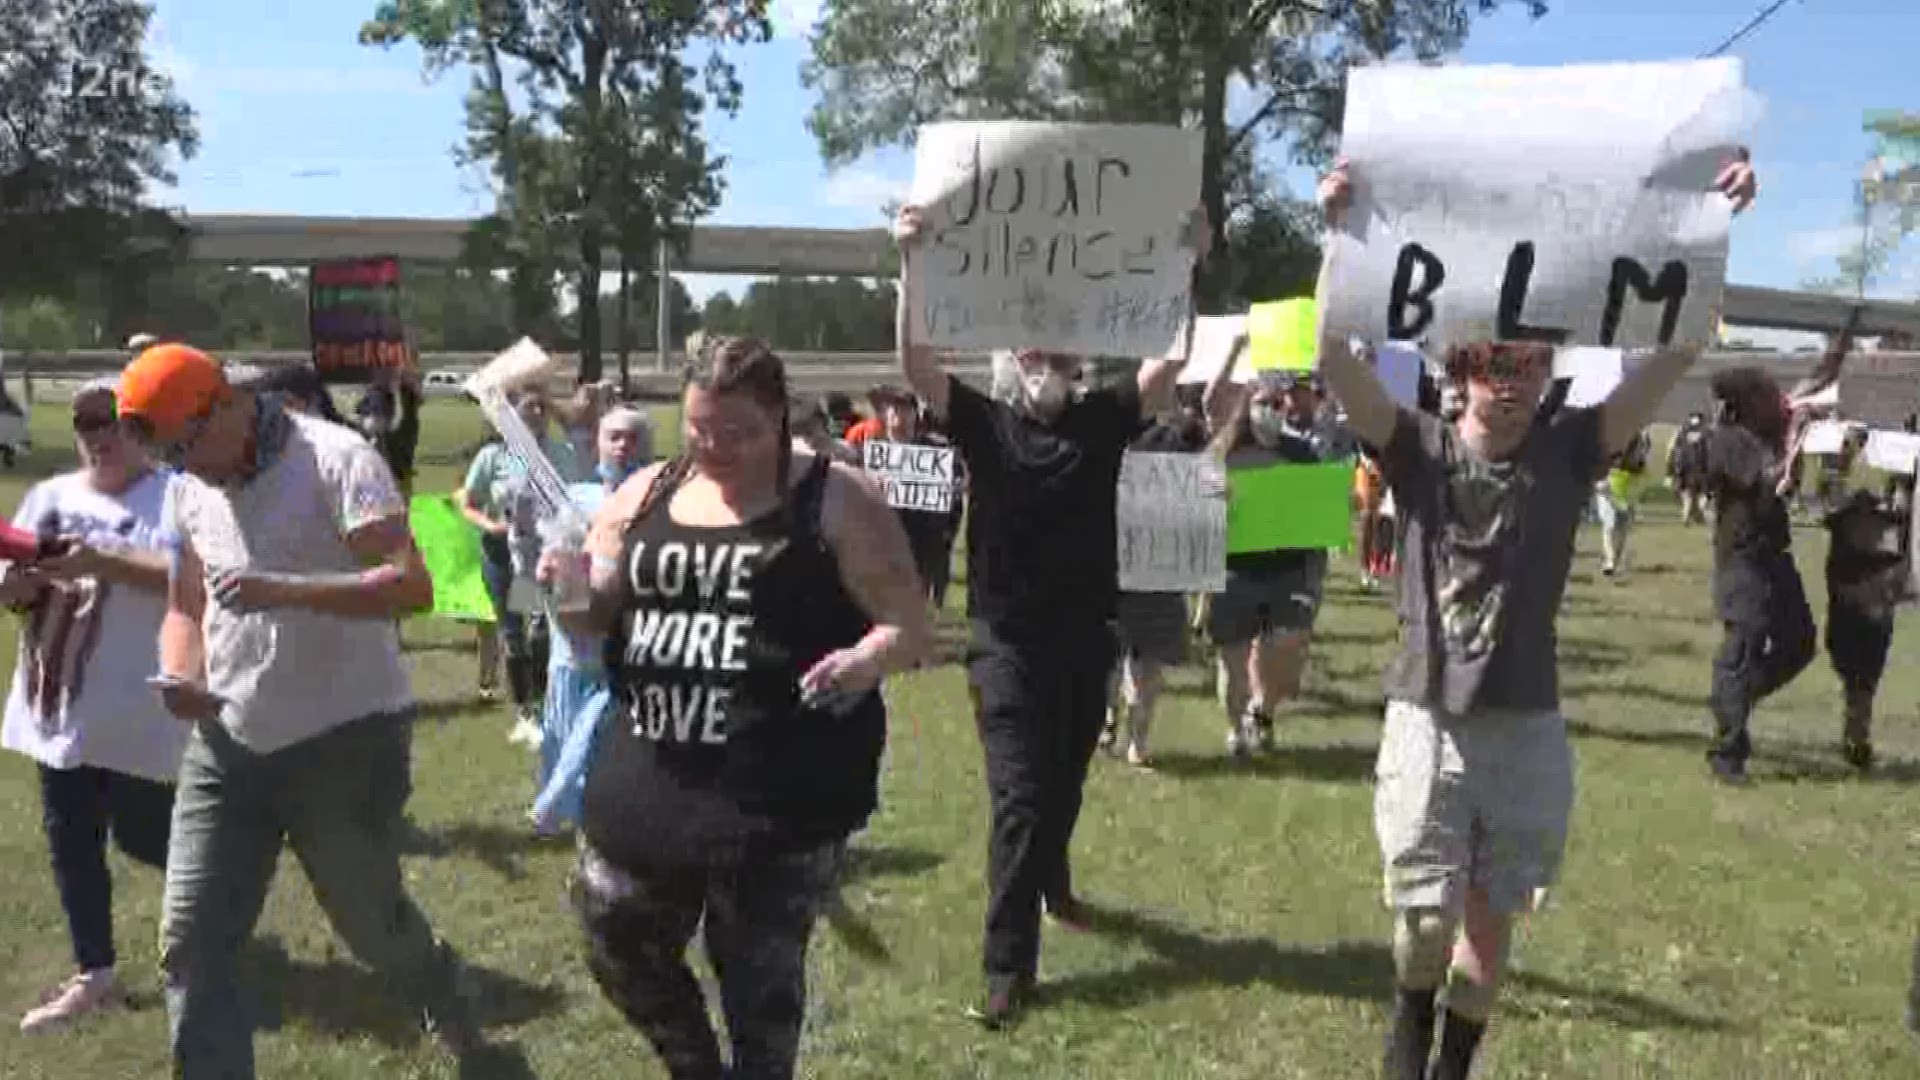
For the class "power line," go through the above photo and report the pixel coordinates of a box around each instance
[1701,0,1802,58]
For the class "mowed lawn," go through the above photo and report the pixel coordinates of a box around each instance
[0,395,1917,1079]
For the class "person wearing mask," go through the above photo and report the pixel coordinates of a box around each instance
[458,386,584,742]
[356,365,425,499]
[892,201,1205,1028]
[524,406,651,835]
[116,344,483,1077]
[1667,411,1713,525]
[1319,152,1757,1080]
[1594,428,1652,578]
[563,337,932,1080]
[1201,366,1349,757]
[4,381,183,1033]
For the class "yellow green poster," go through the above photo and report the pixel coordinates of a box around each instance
[1225,460,1352,554]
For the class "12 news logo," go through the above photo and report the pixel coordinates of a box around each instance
[68,61,170,99]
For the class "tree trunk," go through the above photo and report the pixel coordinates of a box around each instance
[616,251,632,395]
[1196,19,1232,314]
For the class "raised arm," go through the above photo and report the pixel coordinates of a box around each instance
[1136,208,1212,415]
[1202,334,1249,437]
[1314,161,1400,450]
[892,205,951,422]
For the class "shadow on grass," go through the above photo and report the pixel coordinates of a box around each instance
[244,936,568,1052]
[1565,720,1920,785]
[1041,905,1391,1009]
[402,637,481,656]
[402,820,561,881]
[843,843,945,884]
[1562,681,1702,711]
[1314,627,1398,648]
[1504,967,1735,1031]
[1557,637,1633,675]
[1296,684,1382,719]
[414,695,496,724]
[1149,742,1375,783]
[1041,905,1733,1031]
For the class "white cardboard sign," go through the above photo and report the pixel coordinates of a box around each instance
[1177,315,1250,385]
[1800,419,1852,457]
[1865,429,1920,474]
[863,440,956,513]
[910,122,1204,358]
[1322,59,1755,351]
[1116,452,1227,593]
[1560,347,1625,408]
[1374,341,1425,408]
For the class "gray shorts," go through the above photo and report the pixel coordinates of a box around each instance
[1373,700,1573,915]
[1207,555,1327,645]
[1115,592,1189,666]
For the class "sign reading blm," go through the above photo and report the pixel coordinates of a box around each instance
[311,256,410,382]
[1321,59,1757,351]
[864,441,956,514]
[909,122,1204,359]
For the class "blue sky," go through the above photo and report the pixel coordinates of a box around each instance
[150,0,1916,314]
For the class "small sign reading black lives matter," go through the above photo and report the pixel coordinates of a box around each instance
[864,441,956,513]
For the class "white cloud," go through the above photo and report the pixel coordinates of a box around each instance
[769,0,825,39]
[819,167,908,213]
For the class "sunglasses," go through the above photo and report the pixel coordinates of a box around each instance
[72,410,119,435]
[1016,351,1079,373]
[1465,349,1544,385]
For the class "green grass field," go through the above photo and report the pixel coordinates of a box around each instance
[0,400,1916,1078]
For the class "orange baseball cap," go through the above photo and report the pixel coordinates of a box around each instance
[117,344,229,444]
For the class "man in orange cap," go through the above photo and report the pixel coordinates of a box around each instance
[116,344,484,1075]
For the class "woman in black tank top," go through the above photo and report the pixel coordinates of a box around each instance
[560,338,932,1080]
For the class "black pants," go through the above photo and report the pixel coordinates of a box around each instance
[1709,569,1817,768]
[573,840,845,1080]
[479,533,549,710]
[967,619,1116,981]
[39,764,173,971]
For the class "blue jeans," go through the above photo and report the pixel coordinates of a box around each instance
[39,765,172,972]
[160,712,471,1079]
[532,665,610,826]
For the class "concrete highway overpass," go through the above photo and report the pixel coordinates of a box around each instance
[180,214,1920,339]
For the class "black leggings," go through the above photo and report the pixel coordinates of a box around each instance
[1709,570,1816,768]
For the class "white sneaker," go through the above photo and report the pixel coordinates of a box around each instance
[1125,742,1153,770]
[1226,726,1249,758]
[508,716,543,748]
[21,970,121,1034]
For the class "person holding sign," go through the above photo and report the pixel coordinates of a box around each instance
[892,201,1204,1029]
[1319,150,1757,1080]
[1201,366,1350,757]
[859,385,959,601]
[564,339,931,1080]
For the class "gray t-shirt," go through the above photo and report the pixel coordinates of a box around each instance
[1381,406,1603,715]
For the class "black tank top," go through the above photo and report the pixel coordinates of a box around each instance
[581,454,886,872]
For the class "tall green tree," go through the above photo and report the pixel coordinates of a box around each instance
[0,0,198,300]
[361,0,769,382]
[802,0,1544,308]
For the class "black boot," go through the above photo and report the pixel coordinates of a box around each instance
[1381,988,1437,1080]
[1427,1009,1486,1080]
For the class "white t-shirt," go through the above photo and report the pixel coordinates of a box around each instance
[168,413,414,753]
[2,470,188,782]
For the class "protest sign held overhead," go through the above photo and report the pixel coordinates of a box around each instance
[1117,452,1227,593]
[864,440,957,513]
[1373,340,1425,408]
[909,122,1204,358]
[1864,429,1920,475]
[1177,315,1250,385]
[1321,59,1758,351]
[1559,347,1625,408]
[1248,298,1318,372]
[311,256,411,382]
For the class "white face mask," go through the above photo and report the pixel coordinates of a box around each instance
[1022,369,1070,414]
